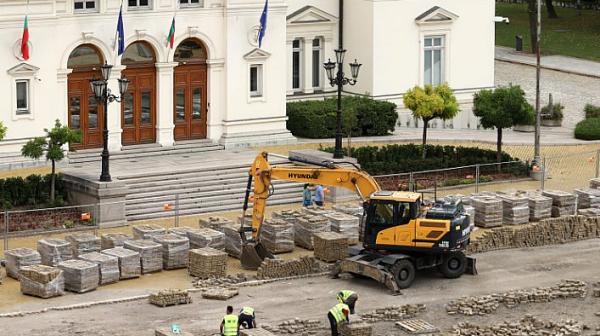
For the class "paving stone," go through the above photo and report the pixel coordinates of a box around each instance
[19,265,64,299]
[224,224,251,259]
[65,233,101,259]
[302,205,334,216]
[257,256,325,279]
[187,228,225,250]
[294,215,331,250]
[79,252,120,285]
[189,247,227,278]
[199,216,234,232]
[132,224,166,240]
[324,212,359,244]
[498,194,529,225]
[153,234,190,270]
[575,188,600,209]
[591,178,600,190]
[149,288,191,307]
[37,238,73,267]
[313,232,348,262]
[360,304,427,322]
[5,247,41,279]
[124,240,163,273]
[101,247,141,279]
[442,315,581,336]
[543,190,578,217]
[471,196,503,228]
[262,218,294,254]
[100,233,132,249]
[58,259,99,293]
[240,328,277,336]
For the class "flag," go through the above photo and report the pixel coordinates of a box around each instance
[166,15,175,49]
[21,15,29,60]
[116,5,125,55]
[258,0,268,48]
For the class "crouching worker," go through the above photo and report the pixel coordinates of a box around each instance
[327,303,349,336]
[239,306,257,329]
[220,306,239,336]
[337,290,358,314]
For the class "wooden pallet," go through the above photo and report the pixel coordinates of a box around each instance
[395,319,439,334]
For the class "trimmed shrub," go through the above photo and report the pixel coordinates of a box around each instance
[0,173,67,210]
[574,118,600,140]
[584,103,600,119]
[541,103,564,121]
[287,96,398,138]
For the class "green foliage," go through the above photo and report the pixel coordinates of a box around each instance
[584,104,600,119]
[473,84,534,129]
[0,121,6,140]
[574,118,600,140]
[63,220,75,229]
[286,96,398,138]
[479,175,494,183]
[0,173,66,210]
[541,103,564,121]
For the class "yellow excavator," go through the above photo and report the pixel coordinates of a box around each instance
[239,151,476,291]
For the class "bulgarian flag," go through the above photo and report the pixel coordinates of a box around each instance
[166,15,175,49]
[21,15,29,60]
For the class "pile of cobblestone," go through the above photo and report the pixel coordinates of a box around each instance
[189,247,227,278]
[441,315,582,336]
[199,216,234,232]
[149,288,191,307]
[338,321,372,336]
[360,304,427,322]
[19,265,64,299]
[193,273,252,289]
[446,279,587,316]
[313,232,348,262]
[257,256,326,279]
[262,318,324,335]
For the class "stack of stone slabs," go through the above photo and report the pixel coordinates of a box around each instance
[302,206,334,216]
[124,240,163,273]
[272,209,303,222]
[153,234,190,270]
[20,265,64,298]
[525,192,552,221]
[189,247,227,278]
[79,252,120,285]
[223,224,251,258]
[324,212,359,244]
[5,248,41,279]
[294,215,331,250]
[591,178,600,189]
[102,247,141,279]
[101,233,132,249]
[542,190,577,217]
[132,224,166,240]
[261,218,294,254]
[471,196,503,228]
[167,227,195,237]
[65,233,101,258]
[313,232,349,262]
[58,259,99,293]
[37,238,73,266]
[575,188,600,209]
[188,228,225,250]
[497,194,530,225]
[199,216,234,232]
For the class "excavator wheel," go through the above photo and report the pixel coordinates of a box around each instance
[391,259,416,289]
[437,251,468,279]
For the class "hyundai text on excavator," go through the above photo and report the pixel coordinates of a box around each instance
[239,152,476,292]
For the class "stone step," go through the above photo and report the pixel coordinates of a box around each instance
[122,167,249,187]
[125,177,251,199]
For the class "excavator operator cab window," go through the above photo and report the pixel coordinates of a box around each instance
[397,202,412,225]
[365,200,395,243]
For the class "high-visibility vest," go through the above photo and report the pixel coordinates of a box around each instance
[223,314,239,336]
[329,303,349,323]
[337,290,356,302]
[240,307,255,316]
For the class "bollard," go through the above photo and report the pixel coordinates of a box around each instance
[516,35,523,52]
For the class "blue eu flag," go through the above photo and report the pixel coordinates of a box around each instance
[117,5,125,55]
[258,0,268,48]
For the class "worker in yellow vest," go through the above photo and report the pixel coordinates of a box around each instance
[220,306,239,336]
[238,306,257,329]
[327,303,349,336]
[337,290,358,314]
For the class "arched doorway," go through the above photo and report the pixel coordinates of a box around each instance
[67,44,104,150]
[173,39,208,140]
[121,41,157,146]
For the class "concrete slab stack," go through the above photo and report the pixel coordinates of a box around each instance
[153,234,190,270]
[542,190,578,217]
[19,265,64,298]
[471,197,503,228]
[167,226,194,237]
[100,233,132,249]
[124,240,163,273]
[65,233,101,258]
[578,208,600,217]
[294,215,331,249]
[101,247,141,279]
[272,209,303,222]
[302,205,334,216]
[332,204,364,216]
[5,248,41,279]
[527,194,552,221]
[575,188,600,209]
[37,239,73,266]
[132,224,166,240]
[498,195,530,225]
[313,232,349,262]
[79,252,120,285]
[149,289,191,307]
[261,218,294,254]
[590,178,600,189]
[187,228,225,250]
[324,212,359,244]
[58,259,99,293]
[199,216,234,232]
[189,247,228,278]
[223,225,251,258]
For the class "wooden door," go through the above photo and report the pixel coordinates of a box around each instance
[121,68,157,146]
[173,64,208,140]
[68,72,103,150]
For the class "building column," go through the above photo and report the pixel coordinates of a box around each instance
[286,39,294,95]
[206,58,225,141]
[155,62,178,147]
[302,38,314,94]
[323,37,336,93]
[107,65,125,152]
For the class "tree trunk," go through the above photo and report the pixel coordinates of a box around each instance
[50,160,56,203]
[577,0,582,16]
[421,118,430,159]
[347,133,351,157]
[545,0,558,18]
[497,128,503,164]
[527,0,538,53]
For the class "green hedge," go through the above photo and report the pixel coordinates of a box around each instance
[574,118,600,140]
[0,173,67,210]
[323,144,523,175]
[287,96,398,138]
[584,104,600,119]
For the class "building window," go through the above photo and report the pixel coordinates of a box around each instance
[312,38,322,89]
[74,1,97,12]
[16,80,30,115]
[180,0,202,7]
[292,39,302,91]
[424,37,444,86]
[128,0,150,10]
[250,64,263,98]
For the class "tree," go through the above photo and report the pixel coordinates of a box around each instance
[527,0,538,53]
[0,121,6,140]
[21,119,82,202]
[472,84,534,164]
[545,0,558,18]
[403,83,460,158]
[342,108,358,157]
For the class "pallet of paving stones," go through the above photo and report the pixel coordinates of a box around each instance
[497,194,530,225]
[153,234,190,270]
[189,247,228,278]
[188,228,225,250]
[271,209,304,223]
[302,205,334,216]
[542,190,578,218]
[470,196,503,228]
[201,287,240,300]
[360,304,427,322]
[591,178,600,190]
[37,238,73,267]
[261,218,294,254]
[575,188,600,209]
[101,247,141,279]
[578,208,600,217]
[149,288,192,307]
[339,321,372,336]
[100,233,132,249]
[324,212,360,244]
[65,233,101,259]
[79,252,120,285]
[58,259,99,293]
[198,216,234,232]
[332,203,364,216]
[294,215,331,250]
[19,265,65,299]
[313,232,348,262]
[132,224,166,240]
[257,256,323,279]
[223,224,251,259]
[5,247,41,279]
[123,240,163,273]
[167,226,195,237]
[526,194,552,221]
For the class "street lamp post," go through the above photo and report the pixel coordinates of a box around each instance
[90,61,129,182]
[324,48,362,159]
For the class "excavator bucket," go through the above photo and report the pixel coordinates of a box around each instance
[333,258,401,295]
[241,241,275,270]
[465,257,477,276]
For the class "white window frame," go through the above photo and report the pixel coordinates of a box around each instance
[15,80,30,115]
[127,0,152,11]
[74,0,98,13]
[312,37,323,90]
[249,64,264,98]
[179,0,203,8]
[423,36,445,87]
[7,63,38,121]
[292,39,303,92]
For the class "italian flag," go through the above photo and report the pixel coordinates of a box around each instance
[166,16,175,49]
[21,15,29,60]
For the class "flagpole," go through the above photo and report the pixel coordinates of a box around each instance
[113,0,124,50]
[167,3,178,60]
